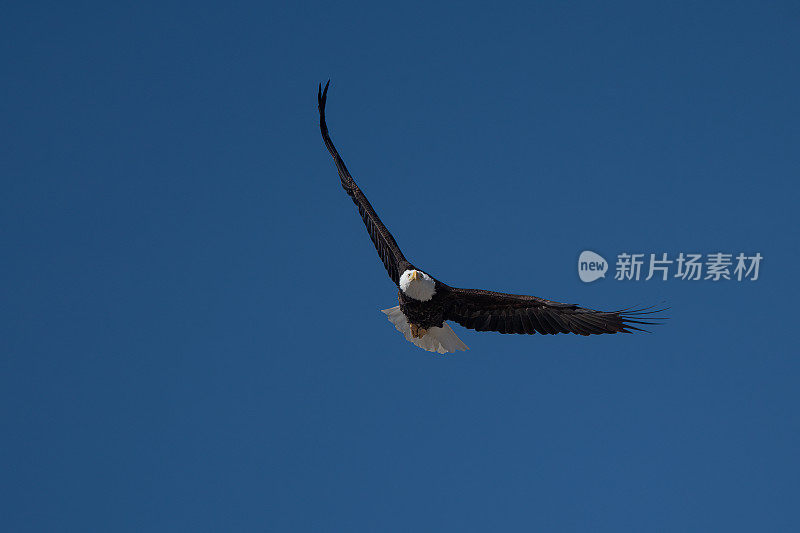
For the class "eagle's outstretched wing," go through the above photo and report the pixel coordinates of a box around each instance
[442,286,664,335]
[318,81,410,285]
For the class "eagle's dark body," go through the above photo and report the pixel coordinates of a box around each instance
[317,81,664,352]
[398,285,446,330]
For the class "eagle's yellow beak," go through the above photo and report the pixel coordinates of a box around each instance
[410,270,419,281]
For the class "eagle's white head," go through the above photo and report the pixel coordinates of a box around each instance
[399,269,436,301]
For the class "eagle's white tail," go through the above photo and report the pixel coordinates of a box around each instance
[381,306,468,354]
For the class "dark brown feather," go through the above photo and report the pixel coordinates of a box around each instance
[442,286,665,336]
[318,81,410,285]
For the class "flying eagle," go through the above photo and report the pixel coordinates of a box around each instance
[318,81,663,353]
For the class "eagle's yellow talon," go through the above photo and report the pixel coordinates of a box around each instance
[410,323,426,338]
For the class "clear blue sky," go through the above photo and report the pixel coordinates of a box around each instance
[2,1,799,531]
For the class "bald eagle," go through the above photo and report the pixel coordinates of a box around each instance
[318,81,663,353]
